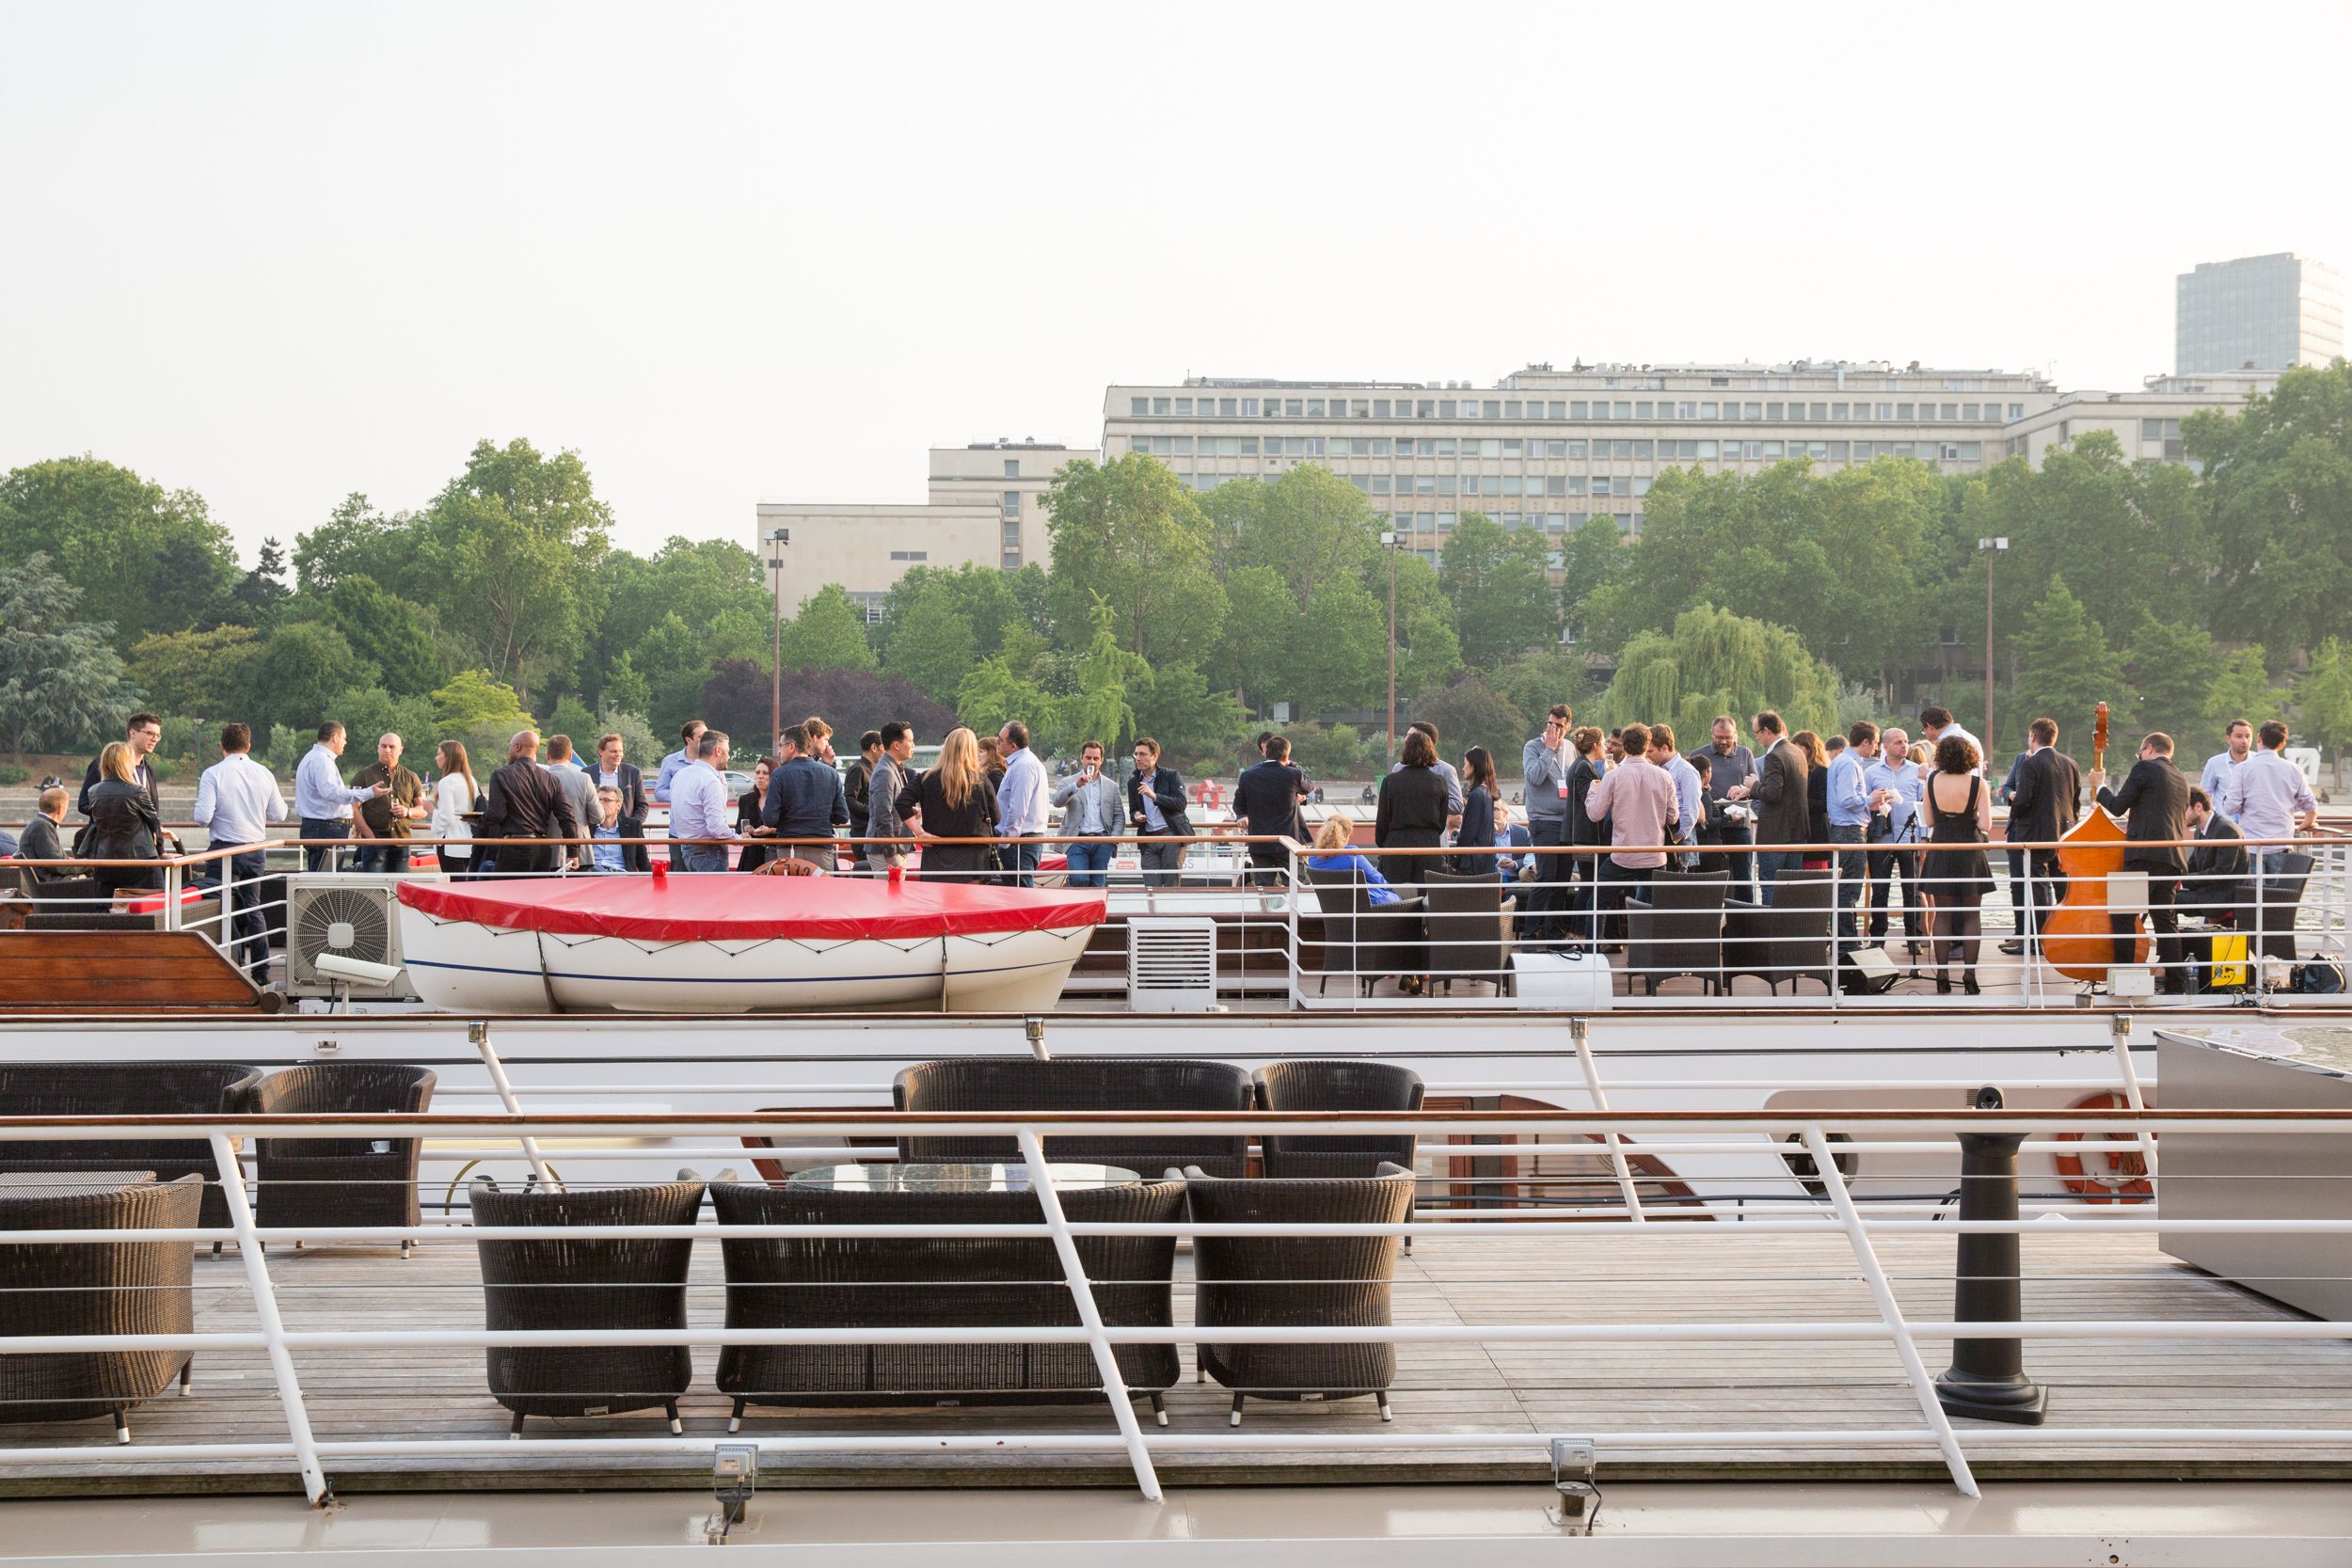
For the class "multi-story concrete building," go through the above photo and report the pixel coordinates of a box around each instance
[2175,253,2343,374]
[2001,371,2280,469]
[755,439,1095,619]
[1100,363,2058,555]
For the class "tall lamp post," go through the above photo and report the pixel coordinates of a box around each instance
[1380,530,1401,764]
[1978,535,2008,749]
[767,526,791,750]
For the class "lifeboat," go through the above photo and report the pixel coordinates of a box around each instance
[394,875,1106,1014]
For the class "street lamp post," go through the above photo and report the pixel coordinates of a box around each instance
[767,527,791,750]
[1380,531,1401,764]
[1978,535,2008,749]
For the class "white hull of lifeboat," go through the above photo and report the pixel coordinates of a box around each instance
[395,908,1096,1014]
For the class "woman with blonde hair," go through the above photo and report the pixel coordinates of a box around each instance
[895,725,999,881]
[83,739,163,898]
[1307,813,1403,905]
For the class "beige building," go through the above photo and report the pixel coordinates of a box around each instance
[755,440,1096,620]
[2001,372,2280,470]
[1100,362,2059,555]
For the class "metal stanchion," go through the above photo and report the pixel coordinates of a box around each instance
[1934,1085,2048,1425]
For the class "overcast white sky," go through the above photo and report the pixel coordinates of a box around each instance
[4,1,2346,566]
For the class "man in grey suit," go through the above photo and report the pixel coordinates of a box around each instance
[1727,709,1809,899]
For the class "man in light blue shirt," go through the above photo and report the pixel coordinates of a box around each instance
[652,720,707,872]
[1644,724,1703,869]
[191,721,289,976]
[994,721,1051,887]
[1825,723,1877,945]
[668,729,737,872]
[587,785,628,873]
[1863,727,1923,945]
[2200,720,2253,800]
[293,721,386,874]
[2217,720,2318,858]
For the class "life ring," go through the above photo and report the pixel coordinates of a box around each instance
[2053,1089,2153,1205]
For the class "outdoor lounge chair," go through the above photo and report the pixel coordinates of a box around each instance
[1253,1061,1424,1180]
[893,1057,1253,1178]
[253,1063,437,1253]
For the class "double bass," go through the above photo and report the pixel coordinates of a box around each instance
[2039,702,2148,981]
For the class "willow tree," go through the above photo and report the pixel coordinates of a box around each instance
[1595,604,1838,744]
[1052,596,1145,753]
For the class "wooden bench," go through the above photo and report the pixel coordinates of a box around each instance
[0,930,279,1013]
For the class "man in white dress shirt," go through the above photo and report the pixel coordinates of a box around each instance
[293,721,387,874]
[1918,705,1984,775]
[668,729,737,873]
[994,721,1051,887]
[191,722,290,976]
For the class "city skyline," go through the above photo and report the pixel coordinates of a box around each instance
[4,2,2347,564]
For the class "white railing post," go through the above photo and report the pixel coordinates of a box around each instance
[1569,1019,1643,1224]
[2107,1014,2157,1182]
[162,856,183,931]
[1802,1124,1979,1498]
[1016,1129,1164,1503]
[210,1132,331,1505]
[469,1022,554,1188]
[1286,841,1305,1011]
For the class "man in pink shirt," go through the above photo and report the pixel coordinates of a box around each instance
[1584,721,1681,943]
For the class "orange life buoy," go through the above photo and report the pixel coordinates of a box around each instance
[2053,1088,2154,1205]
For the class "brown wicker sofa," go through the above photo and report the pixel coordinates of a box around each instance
[0,1063,262,1228]
[892,1057,1253,1179]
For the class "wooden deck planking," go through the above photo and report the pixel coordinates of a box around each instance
[1,1229,2345,1493]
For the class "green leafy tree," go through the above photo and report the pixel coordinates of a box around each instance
[776,584,878,673]
[1557,515,1628,645]
[955,656,1054,744]
[0,554,138,753]
[1284,577,1388,714]
[0,456,240,642]
[316,574,442,696]
[2204,645,2278,736]
[631,613,712,731]
[1129,661,1245,770]
[1205,467,1383,611]
[327,687,438,756]
[1042,453,1227,666]
[1597,604,1839,744]
[2120,612,2222,749]
[881,595,979,703]
[1206,564,1297,705]
[430,669,536,732]
[603,650,652,718]
[2296,639,2352,764]
[2009,579,2126,758]
[1491,646,1594,738]
[1292,722,1365,783]
[1409,672,1527,762]
[1051,599,1145,754]
[877,564,1032,666]
[1391,553,1464,697]
[249,622,370,736]
[126,625,266,721]
[587,536,769,704]
[1439,514,1557,667]
[230,537,293,626]
[2188,362,2352,655]
[294,493,422,596]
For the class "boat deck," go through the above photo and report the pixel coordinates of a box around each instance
[5,1226,2344,1496]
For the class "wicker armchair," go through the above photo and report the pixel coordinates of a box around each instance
[1418,869,1514,997]
[1623,870,1731,997]
[1253,1062,1424,1180]
[470,1178,705,1436]
[0,1173,201,1441]
[708,1177,1185,1429]
[1300,867,1425,997]
[253,1064,437,1255]
[892,1057,1253,1179]
[1184,1163,1416,1425]
[0,1062,262,1229]
[1724,873,1836,994]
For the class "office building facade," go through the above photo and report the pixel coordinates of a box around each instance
[1101,363,2058,556]
[755,440,1094,619]
[2001,372,2279,469]
[2175,253,2344,374]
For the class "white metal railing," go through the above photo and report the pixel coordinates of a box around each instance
[0,1102,2345,1509]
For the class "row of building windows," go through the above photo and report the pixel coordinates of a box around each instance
[1372,511,1639,538]
[1131,434,1983,463]
[1128,394,2026,422]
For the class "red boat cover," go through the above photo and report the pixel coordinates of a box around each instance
[396,875,1107,942]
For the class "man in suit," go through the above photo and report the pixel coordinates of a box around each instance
[1726,709,1807,900]
[1126,736,1192,889]
[80,712,165,818]
[866,721,917,877]
[590,732,649,871]
[2089,731,2191,993]
[1232,734,1312,887]
[15,786,72,882]
[479,730,580,876]
[2184,785,2249,926]
[2003,716,2082,953]
[1051,737,1123,888]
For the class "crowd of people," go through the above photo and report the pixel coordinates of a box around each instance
[4,695,2327,996]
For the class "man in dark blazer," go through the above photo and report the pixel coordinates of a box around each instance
[2089,730,2191,991]
[588,733,649,871]
[2185,785,2249,925]
[2005,716,2083,950]
[1126,736,1192,889]
[480,731,579,877]
[1232,735,1311,887]
[1727,710,1808,898]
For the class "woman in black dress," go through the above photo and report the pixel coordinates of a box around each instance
[736,757,775,872]
[1792,729,1832,868]
[1375,727,1451,995]
[1565,725,1610,946]
[1918,732,1994,994]
[82,740,162,899]
[1452,745,1500,878]
[897,725,999,882]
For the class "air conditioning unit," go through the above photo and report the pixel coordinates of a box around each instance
[284,873,442,999]
[1127,917,1219,1013]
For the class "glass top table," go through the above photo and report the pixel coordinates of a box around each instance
[786,1162,1140,1194]
[0,1171,158,1198]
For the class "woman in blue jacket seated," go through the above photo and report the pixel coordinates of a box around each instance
[1307,814,1400,904]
